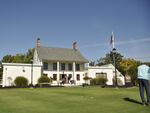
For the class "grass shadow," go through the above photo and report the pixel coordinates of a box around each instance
[123,97,142,105]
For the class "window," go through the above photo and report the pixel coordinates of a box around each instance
[76,74,80,81]
[43,62,48,70]
[61,63,65,70]
[53,74,57,81]
[68,63,72,71]
[76,64,80,71]
[68,74,72,81]
[53,63,57,71]
[96,73,107,78]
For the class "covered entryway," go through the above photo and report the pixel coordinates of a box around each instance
[60,74,68,84]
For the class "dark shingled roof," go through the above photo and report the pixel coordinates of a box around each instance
[36,46,89,63]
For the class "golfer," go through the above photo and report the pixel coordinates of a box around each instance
[137,64,150,106]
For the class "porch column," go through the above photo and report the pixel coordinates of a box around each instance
[57,61,60,81]
[73,62,76,84]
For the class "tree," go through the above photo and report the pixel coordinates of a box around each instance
[1,48,34,64]
[24,48,35,63]
[89,61,95,66]
[97,51,123,69]
[119,58,141,85]
[2,55,14,63]
[12,54,26,63]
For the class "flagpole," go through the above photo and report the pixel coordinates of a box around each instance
[112,32,115,49]
[110,32,117,87]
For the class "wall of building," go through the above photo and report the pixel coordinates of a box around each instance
[2,63,42,87]
[2,63,125,87]
[43,71,85,85]
[87,66,125,86]
[88,67,114,85]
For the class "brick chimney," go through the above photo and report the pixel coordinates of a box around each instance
[73,42,77,50]
[36,38,40,48]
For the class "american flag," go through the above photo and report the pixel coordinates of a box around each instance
[110,32,115,48]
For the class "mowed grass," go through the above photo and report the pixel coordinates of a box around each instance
[0,87,149,113]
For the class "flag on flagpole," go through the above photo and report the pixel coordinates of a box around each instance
[110,32,115,48]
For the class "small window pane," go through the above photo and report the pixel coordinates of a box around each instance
[61,63,65,70]
[68,63,72,71]
[77,74,80,81]
[53,74,57,81]
[76,64,80,71]
[43,62,48,70]
[53,63,57,71]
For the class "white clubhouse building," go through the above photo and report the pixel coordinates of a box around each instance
[1,39,125,87]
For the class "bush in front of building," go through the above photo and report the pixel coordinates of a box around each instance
[38,76,52,87]
[90,77,107,87]
[14,76,28,87]
[38,76,52,83]
[83,75,91,85]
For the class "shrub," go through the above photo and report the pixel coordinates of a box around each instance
[83,75,91,84]
[14,76,28,87]
[38,76,52,83]
[90,77,107,86]
[83,76,91,81]
[90,78,96,85]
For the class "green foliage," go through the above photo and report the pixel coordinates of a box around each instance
[12,54,26,63]
[2,48,34,63]
[14,76,28,87]
[90,77,107,86]
[89,61,95,66]
[97,51,123,69]
[38,76,52,83]
[119,58,141,86]
[83,75,91,81]
[24,48,35,63]
[2,55,14,63]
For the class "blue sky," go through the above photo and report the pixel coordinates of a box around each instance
[0,0,150,62]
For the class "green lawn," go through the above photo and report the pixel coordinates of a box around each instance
[0,87,149,113]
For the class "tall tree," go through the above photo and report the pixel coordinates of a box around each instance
[97,51,123,69]
[24,48,35,63]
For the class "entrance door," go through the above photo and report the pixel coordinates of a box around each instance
[60,74,68,84]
